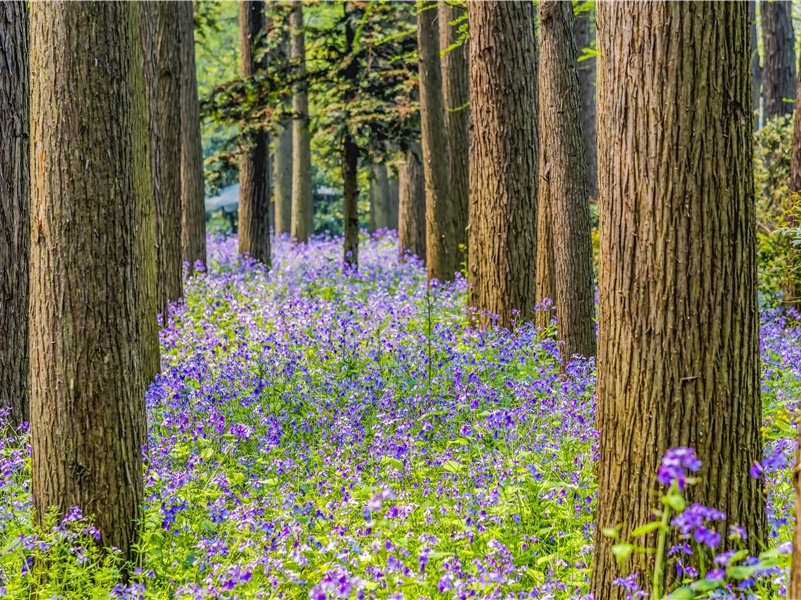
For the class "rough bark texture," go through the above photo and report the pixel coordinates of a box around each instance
[439,1,469,253]
[179,0,207,270]
[388,175,399,230]
[369,164,391,232]
[274,22,293,238]
[0,1,29,429]
[342,3,359,268]
[792,416,801,597]
[538,0,596,361]
[156,1,184,313]
[238,0,271,265]
[418,1,458,283]
[592,3,766,597]
[762,0,795,120]
[290,0,313,243]
[789,45,801,309]
[467,0,539,328]
[29,0,147,561]
[535,142,555,331]
[399,144,426,261]
[574,6,597,199]
[750,0,762,128]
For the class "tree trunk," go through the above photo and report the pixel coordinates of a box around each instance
[369,164,391,232]
[156,1,184,313]
[439,1,469,252]
[762,0,795,120]
[290,0,312,243]
[342,2,359,268]
[538,0,596,361]
[787,43,801,309]
[274,27,293,237]
[791,417,801,597]
[388,175,399,231]
[574,6,597,199]
[418,1,458,283]
[179,0,207,270]
[0,1,29,429]
[29,0,148,562]
[535,142,555,331]
[399,143,426,261]
[592,3,766,597]
[750,0,762,128]
[467,0,539,329]
[238,0,271,265]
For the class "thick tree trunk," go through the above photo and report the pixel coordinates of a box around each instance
[792,417,801,597]
[762,0,795,120]
[179,0,207,270]
[290,0,312,243]
[0,1,29,429]
[369,164,391,232]
[439,1,469,252]
[787,45,801,309]
[418,1,458,283]
[388,175,399,231]
[156,1,184,313]
[538,0,596,361]
[29,0,147,561]
[592,3,766,597]
[467,0,539,329]
[535,143,555,331]
[399,143,426,261]
[342,3,359,268]
[750,1,762,128]
[238,0,271,265]
[574,6,597,199]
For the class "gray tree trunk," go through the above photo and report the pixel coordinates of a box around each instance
[290,0,312,243]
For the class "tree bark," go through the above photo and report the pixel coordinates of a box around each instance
[399,143,426,261]
[274,25,293,236]
[762,0,795,120]
[418,1,458,283]
[388,175,399,231]
[29,0,148,562]
[538,0,596,361]
[156,1,184,313]
[0,1,29,429]
[787,41,801,309]
[369,164,391,232]
[290,0,313,243]
[439,1,469,252]
[535,139,555,331]
[342,2,359,268]
[792,416,801,597]
[238,0,271,265]
[467,0,539,329]
[592,3,766,597]
[574,6,597,199]
[750,0,762,128]
[179,0,207,270]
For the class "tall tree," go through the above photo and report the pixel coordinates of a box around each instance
[762,0,795,120]
[592,3,765,596]
[467,0,539,328]
[179,0,207,270]
[439,1,469,252]
[238,0,271,265]
[0,1,28,429]
[535,141,556,331]
[342,1,359,268]
[750,0,763,128]
[290,0,313,243]
[399,143,426,261]
[418,1,458,283]
[29,0,148,561]
[156,1,184,315]
[538,0,596,361]
[787,39,801,308]
[793,415,801,598]
[369,164,391,232]
[388,174,399,231]
[274,27,293,236]
[574,5,597,199]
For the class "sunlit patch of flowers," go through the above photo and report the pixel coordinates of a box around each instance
[0,231,797,599]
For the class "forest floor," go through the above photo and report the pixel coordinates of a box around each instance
[0,232,799,599]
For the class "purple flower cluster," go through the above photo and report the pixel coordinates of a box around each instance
[657,446,702,491]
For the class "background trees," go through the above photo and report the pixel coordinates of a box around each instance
[762,0,795,120]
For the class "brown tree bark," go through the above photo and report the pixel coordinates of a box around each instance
[29,0,148,561]
[467,0,539,328]
[750,0,762,128]
[787,39,801,309]
[342,2,359,268]
[0,1,29,429]
[388,175,399,231]
[418,1,458,283]
[535,142,556,331]
[539,0,596,361]
[762,0,795,120]
[439,1,469,253]
[238,0,271,265]
[179,0,207,270]
[574,6,597,199]
[592,3,766,597]
[399,143,426,261]
[156,1,184,312]
[290,0,313,243]
[274,25,293,236]
[792,415,801,597]
[369,164,391,232]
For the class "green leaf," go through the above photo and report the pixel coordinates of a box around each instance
[666,586,696,600]
[442,460,463,474]
[611,542,634,563]
[629,521,663,537]
[601,525,621,539]
[663,493,686,512]
[726,565,758,579]
[692,578,723,592]
[381,456,403,471]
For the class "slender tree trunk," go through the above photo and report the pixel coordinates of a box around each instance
[535,143,555,331]
[539,0,596,361]
[399,143,426,261]
[791,416,801,597]
[179,0,207,270]
[388,175,399,231]
[29,0,148,562]
[156,1,184,312]
[369,164,391,232]
[762,0,795,120]
[468,0,539,329]
[439,1,469,252]
[574,6,597,199]
[238,0,271,265]
[290,0,312,243]
[274,27,293,236]
[592,3,765,597]
[343,2,359,268]
[0,1,29,429]
[787,44,801,309]
[750,0,763,128]
[418,1,457,283]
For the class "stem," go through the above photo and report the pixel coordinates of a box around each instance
[652,503,671,600]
